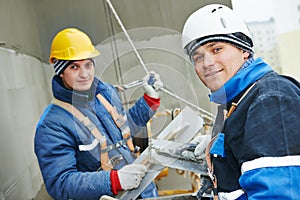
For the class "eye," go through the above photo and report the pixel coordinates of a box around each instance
[69,64,78,70]
[85,61,94,68]
[192,55,203,63]
[213,47,222,53]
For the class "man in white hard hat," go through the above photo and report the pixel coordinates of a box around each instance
[34,28,162,200]
[182,4,300,200]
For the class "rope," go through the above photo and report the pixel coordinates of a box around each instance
[160,87,215,120]
[105,0,215,121]
[103,0,129,110]
[105,0,149,75]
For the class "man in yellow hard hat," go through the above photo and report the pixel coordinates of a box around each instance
[34,28,162,200]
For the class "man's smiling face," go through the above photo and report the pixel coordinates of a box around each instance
[191,42,250,92]
[60,59,95,91]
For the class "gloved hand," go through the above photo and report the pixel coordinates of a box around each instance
[192,134,211,158]
[100,195,119,200]
[181,135,211,160]
[117,164,147,190]
[143,71,163,98]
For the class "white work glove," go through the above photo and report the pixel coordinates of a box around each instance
[99,195,118,200]
[181,135,211,160]
[117,164,147,190]
[143,71,163,98]
[192,135,211,158]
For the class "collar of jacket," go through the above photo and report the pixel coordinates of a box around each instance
[52,76,109,105]
[209,57,272,104]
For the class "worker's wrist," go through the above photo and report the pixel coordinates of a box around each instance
[110,170,123,195]
[144,94,160,111]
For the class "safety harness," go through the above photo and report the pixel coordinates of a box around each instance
[51,93,136,171]
[204,82,257,200]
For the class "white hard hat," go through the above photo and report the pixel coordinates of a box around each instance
[182,4,253,60]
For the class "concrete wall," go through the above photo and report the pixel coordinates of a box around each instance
[94,27,213,134]
[0,47,50,199]
[0,0,49,198]
[0,0,42,59]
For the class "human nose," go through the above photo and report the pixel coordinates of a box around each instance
[79,66,89,77]
[203,52,214,68]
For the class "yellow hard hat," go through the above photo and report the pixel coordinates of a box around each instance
[49,28,100,63]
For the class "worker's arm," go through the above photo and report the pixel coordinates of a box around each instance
[125,71,163,135]
[35,107,113,200]
[110,164,147,195]
[238,87,300,199]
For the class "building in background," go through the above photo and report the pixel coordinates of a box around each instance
[247,18,282,74]
[233,0,300,80]
[274,0,300,79]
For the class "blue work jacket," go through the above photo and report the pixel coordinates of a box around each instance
[211,58,300,199]
[34,76,158,200]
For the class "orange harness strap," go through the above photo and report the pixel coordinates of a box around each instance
[51,98,113,171]
[205,135,219,199]
[96,94,135,152]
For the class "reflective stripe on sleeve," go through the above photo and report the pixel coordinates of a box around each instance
[241,155,300,174]
[218,189,245,200]
[79,138,99,151]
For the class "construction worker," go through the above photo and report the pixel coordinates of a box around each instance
[34,28,162,200]
[182,4,300,200]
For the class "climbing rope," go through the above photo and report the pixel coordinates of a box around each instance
[105,0,149,75]
[105,0,215,121]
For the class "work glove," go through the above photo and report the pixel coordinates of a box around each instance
[117,164,147,190]
[142,71,163,98]
[192,134,211,158]
[181,135,211,160]
[99,195,118,200]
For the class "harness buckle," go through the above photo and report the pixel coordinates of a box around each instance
[207,167,215,182]
[110,155,124,167]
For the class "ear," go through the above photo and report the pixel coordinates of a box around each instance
[60,74,63,77]
[243,51,250,59]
